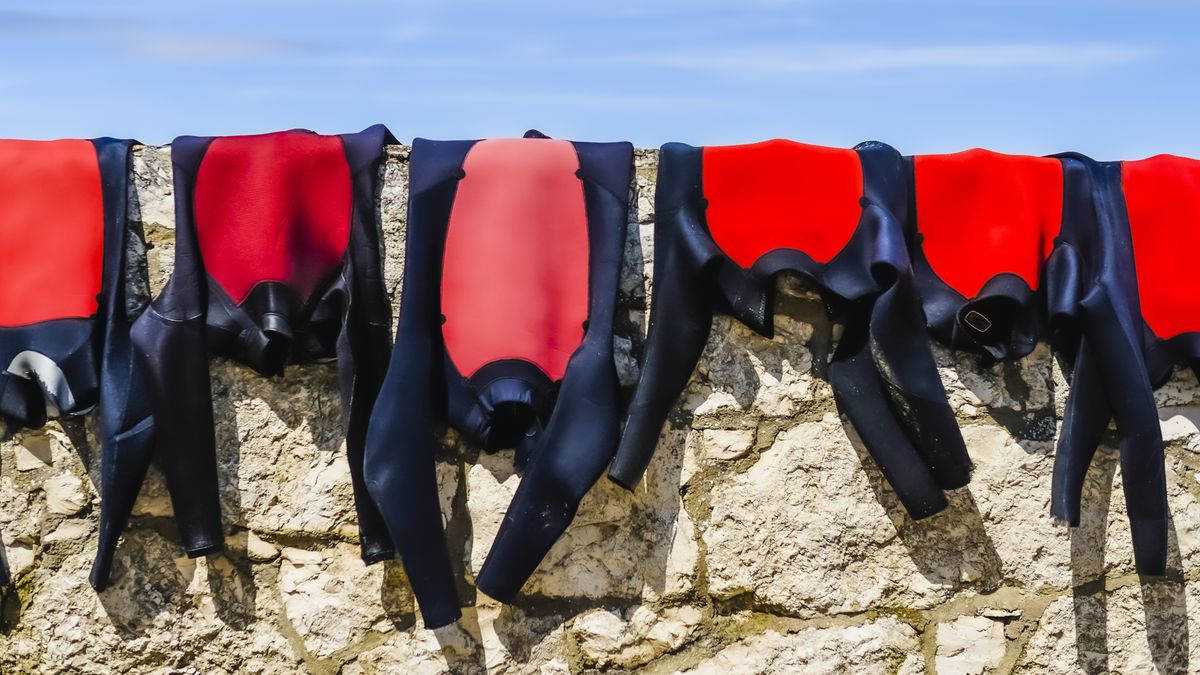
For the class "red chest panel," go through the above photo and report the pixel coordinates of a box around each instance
[193,131,352,304]
[1122,155,1200,339]
[914,150,1063,297]
[0,139,104,327]
[441,139,590,381]
[701,140,863,268]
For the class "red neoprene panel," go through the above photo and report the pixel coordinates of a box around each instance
[701,140,863,268]
[1122,154,1200,339]
[914,149,1063,297]
[441,138,589,381]
[194,131,352,304]
[0,139,104,327]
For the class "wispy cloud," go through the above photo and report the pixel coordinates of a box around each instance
[306,41,1155,78]
[0,8,323,64]
[121,35,321,64]
[381,88,729,110]
[620,42,1158,75]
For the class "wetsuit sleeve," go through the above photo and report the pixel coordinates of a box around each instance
[827,191,971,519]
[362,140,464,629]
[90,138,160,590]
[608,144,715,489]
[474,142,632,601]
[128,137,225,561]
[828,304,951,519]
[337,127,397,564]
[1049,336,1109,525]
[1049,158,1167,575]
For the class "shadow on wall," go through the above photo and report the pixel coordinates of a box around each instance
[1068,447,1190,675]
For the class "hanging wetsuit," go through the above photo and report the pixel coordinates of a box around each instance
[607,140,971,522]
[906,149,1165,575]
[0,137,141,588]
[1048,154,1176,576]
[92,126,398,590]
[363,132,632,628]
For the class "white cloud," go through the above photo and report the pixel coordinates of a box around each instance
[121,35,319,64]
[622,42,1157,75]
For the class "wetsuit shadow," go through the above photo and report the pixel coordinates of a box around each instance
[206,371,257,628]
[839,415,1005,589]
[1141,523,1189,675]
[1068,436,1190,674]
[684,284,832,416]
[1068,445,1114,675]
[951,346,1061,451]
[93,530,193,641]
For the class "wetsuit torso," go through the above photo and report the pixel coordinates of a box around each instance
[93,126,397,589]
[0,137,139,588]
[908,150,1064,361]
[609,139,971,523]
[364,131,632,628]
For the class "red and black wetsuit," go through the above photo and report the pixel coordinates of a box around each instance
[608,140,971,522]
[0,137,140,588]
[363,131,632,628]
[92,126,397,589]
[906,149,1166,575]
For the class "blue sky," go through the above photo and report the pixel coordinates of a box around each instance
[0,1,1196,158]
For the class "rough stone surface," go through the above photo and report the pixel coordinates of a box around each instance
[936,615,1007,675]
[679,619,920,675]
[0,145,1197,673]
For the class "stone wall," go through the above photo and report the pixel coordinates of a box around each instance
[0,146,1198,674]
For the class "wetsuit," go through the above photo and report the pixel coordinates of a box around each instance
[364,132,632,628]
[1048,154,1176,576]
[92,126,397,590]
[608,140,971,522]
[0,137,140,588]
[906,149,1165,575]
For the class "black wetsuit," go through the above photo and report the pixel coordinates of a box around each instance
[1048,154,1170,576]
[608,140,971,522]
[363,132,632,628]
[91,126,397,589]
[0,137,140,588]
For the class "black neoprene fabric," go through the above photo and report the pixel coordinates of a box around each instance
[1047,155,1167,576]
[91,126,398,590]
[608,141,972,521]
[363,133,632,629]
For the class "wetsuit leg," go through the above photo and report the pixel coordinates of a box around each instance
[868,271,973,491]
[363,174,461,629]
[474,330,621,601]
[608,153,714,489]
[1084,295,1167,575]
[88,138,161,590]
[828,309,949,519]
[337,128,399,564]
